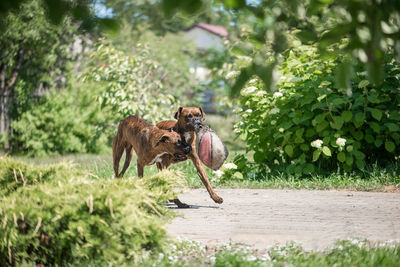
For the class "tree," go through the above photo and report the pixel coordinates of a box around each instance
[0,0,78,142]
[104,0,231,35]
[162,0,400,94]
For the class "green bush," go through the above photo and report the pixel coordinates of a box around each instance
[234,45,400,175]
[0,157,185,265]
[0,156,79,196]
[11,82,113,157]
[84,41,177,124]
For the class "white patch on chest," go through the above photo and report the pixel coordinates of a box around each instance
[149,152,168,165]
[183,132,191,143]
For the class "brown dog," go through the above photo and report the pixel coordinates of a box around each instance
[156,107,223,206]
[112,115,191,179]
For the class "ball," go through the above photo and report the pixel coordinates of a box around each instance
[196,126,229,170]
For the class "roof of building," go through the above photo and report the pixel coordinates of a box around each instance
[186,23,228,37]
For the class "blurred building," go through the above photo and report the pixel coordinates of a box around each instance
[183,23,228,113]
[184,23,228,81]
[184,23,228,52]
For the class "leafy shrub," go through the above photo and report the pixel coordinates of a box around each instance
[0,157,185,265]
[11,82,113,157]
[0,156,79,196]
[84,41,177,124]
[234,45,400,175]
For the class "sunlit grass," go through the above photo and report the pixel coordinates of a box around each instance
[137,239,400,266]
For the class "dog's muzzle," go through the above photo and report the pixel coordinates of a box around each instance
[174,153,188,161]
[174,141,192,161]
[189,118,203,131]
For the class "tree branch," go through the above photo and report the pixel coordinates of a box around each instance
[0,63,6,92]
[5,48,24,92]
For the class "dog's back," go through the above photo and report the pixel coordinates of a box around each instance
[156,120,176,130]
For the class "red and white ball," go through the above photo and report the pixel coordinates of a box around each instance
[196,126,229,170]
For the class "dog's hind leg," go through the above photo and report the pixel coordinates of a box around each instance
[156,162,163,171]
[118,145,133,178]
[113,138,125,178]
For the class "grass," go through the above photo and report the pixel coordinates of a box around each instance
[12,152,400,192]
[5,113,399,192]
[216,164,400,192]
[137,238,400,267]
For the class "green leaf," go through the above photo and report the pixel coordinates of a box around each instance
[295,128,304,137]
[331,116,344,130]
[353,130,364,141]
[353,112,365,128]
[233,171,244,179]
[385,141,395,152]
[353,150,365,160]
[300,144,309,151]
[346,145,353,152]
[316,120,329,132]
[369,122,381,133]
[313,150,321,162]
[253,151,265,163]
[385,123,400,132]
[303,163,315,174]
[284,145,294,157]
[322,146,332,157]
[314,114,326,124]
[365,134,374,143]
[317,94,327,101]
[358,80,369,88]
[374,139,383,148]
[337,152,346,162]
[356,159,365,169]
[369,108,382,121]
[341,111,352,122]
[345,154,354,166]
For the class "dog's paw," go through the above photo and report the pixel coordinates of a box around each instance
[213,196,223,204]
[173,199,190,208]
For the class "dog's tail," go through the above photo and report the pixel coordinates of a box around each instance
[112,121,125,177]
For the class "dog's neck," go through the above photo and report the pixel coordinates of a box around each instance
[173,124,189,135]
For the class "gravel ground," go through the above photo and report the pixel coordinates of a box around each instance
[167,189,400,250]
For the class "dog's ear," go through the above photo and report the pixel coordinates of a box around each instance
[199,107,206,121]
[154,134,170,147]
[174,107,183,120]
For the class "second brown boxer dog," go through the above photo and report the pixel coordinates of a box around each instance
[112,115,191,180]
[157,107,223,206]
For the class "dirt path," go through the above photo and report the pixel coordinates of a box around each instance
[167,189,400,250]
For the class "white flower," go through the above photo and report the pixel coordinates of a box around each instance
[223,163,237,170]
[245,109,253,113]
[248,78,258,84]
[213,170,224,178]
[241,86,257,95]
[225,71,239,79]
[336,137,346,147]
[273,91,283,98]
[311,139,323,148]
[269,108,280,115]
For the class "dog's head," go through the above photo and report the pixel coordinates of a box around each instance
[174,107,205,131]
[153,129,192,161]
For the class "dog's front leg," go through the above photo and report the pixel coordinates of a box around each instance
[189,154,223,204]
[137,161,144,177]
